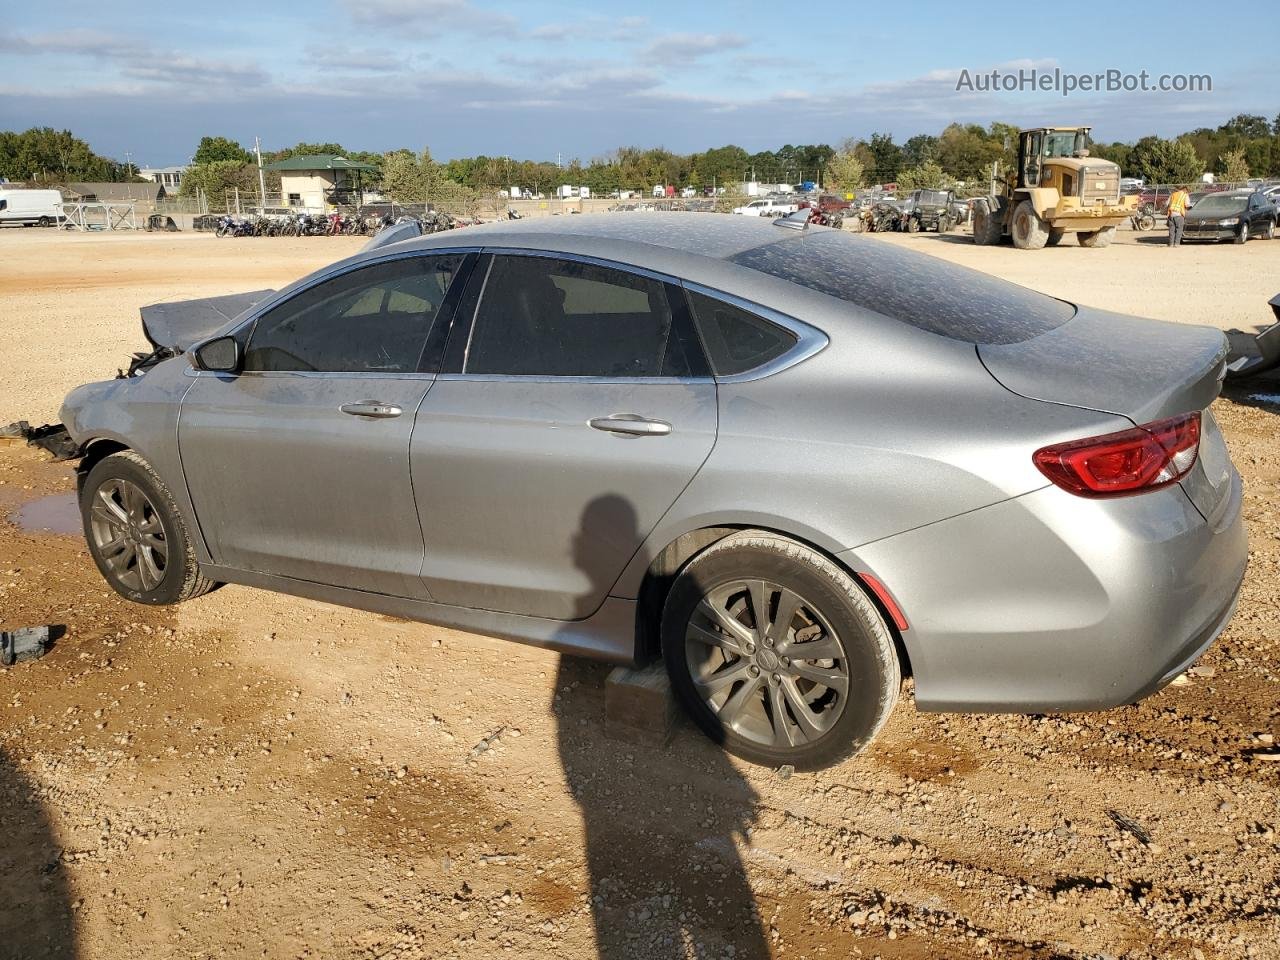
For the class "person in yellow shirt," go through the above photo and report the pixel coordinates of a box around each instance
[1166,186,1191,247]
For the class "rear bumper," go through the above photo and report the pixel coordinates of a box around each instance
[845,472,1247,712]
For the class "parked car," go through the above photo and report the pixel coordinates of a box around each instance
[61,214,1245,770]
[1182,190,1277,243]
[731,198,799,217]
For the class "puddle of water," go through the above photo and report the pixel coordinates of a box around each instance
[10,493,81,536]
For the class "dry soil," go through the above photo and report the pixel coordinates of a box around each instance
[1,224,1278,960]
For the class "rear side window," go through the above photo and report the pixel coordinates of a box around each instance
[686,291,797,376]
[464,256,680,377]
[245,255,461,372]
[730,232,1075,345]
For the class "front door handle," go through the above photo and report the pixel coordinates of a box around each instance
[588,414,672,437]
[339,401,403,419]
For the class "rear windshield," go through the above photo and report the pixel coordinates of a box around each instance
[730,231,1075,345]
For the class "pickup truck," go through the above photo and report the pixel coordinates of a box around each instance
[731,197,800,217]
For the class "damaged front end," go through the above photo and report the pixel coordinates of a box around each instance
[122,288,275,378]
[45,288,278,463]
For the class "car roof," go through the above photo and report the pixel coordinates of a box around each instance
[393,212,804,269]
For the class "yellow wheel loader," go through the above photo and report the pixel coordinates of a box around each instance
[972,126,1137,250]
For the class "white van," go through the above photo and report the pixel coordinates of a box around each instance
[0,188,64,227]
[730,197,800,217]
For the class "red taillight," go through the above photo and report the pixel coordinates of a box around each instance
[1033,411,1201,498]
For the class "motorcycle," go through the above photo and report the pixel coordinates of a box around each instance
[1130,210,1156,231]
[215,215,254,238]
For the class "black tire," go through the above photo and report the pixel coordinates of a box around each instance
[906,217,920,233]
[971,200,1004,245]
[37,216,52,227]
[1078,225,1116,248]
[661,531,900,770]
[81,451,217,605]
[1010,199,1048,249]
[1046,228,1066,246]
[1235,222,1250,244]
[1264,219,1276,240]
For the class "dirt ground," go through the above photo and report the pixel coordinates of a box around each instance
[1,224,1278,960]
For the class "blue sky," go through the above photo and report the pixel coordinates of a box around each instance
[0,0,1275,165]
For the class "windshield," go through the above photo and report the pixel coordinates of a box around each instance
[1043,131,1082,158]
[1192,194,1246,214]
[919,190,948,205]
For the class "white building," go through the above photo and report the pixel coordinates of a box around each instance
[138,166,186,191]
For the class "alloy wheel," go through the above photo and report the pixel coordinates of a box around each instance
[88,478,168,592]
[684,579,849,749]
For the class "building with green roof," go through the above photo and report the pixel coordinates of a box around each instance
[263,154,379,211]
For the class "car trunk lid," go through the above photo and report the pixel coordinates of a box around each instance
[979,305,1233,518]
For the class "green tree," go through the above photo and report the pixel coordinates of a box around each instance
[896,161,951,191]
[824,144,865,192]
[193,136,252,165]
[0,127,136,183]
[865,132,902,183]
[1127,136,1203,185]
[1218,146,1250,183]
[177,159,258,211]
[1221,114,1271,139]
[902,134,939,167]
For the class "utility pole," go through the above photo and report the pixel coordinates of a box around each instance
[255,137,268,210]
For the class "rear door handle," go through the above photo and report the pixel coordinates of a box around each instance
[339,401,403,419]
[588,415,672,437]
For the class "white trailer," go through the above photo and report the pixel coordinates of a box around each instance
[0,188,64,227]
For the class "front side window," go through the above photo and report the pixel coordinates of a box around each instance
[464,256,679,377]
[244,255,462,372]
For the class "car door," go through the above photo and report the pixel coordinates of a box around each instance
[410,252,717,620]
[178,252,469,597]
[1250,193,1270,231]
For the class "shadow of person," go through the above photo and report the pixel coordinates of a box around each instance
[555,495,770,960]
[0,748,76,960]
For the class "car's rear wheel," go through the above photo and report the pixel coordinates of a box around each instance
[662,532,900,770]
[81,451,217,605]
[1264,219,1276,240]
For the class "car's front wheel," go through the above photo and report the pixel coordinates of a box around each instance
[662,532,901,769]
[81,451,217,605]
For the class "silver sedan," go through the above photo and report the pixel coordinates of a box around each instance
[61,214,1246,769]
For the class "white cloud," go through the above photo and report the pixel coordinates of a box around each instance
[643,32,748,66]
[340,0,518,36]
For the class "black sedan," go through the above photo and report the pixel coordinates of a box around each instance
[1183,190,1277,243]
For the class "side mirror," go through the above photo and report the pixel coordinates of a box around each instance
[191,336,240,373]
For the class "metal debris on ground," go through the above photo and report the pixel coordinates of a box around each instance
[1106,809,1152,845]
[0,421,78,461]
[469,726,506,758]
[0,626,56,666]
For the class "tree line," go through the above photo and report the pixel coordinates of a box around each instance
[5,113,1279,203]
